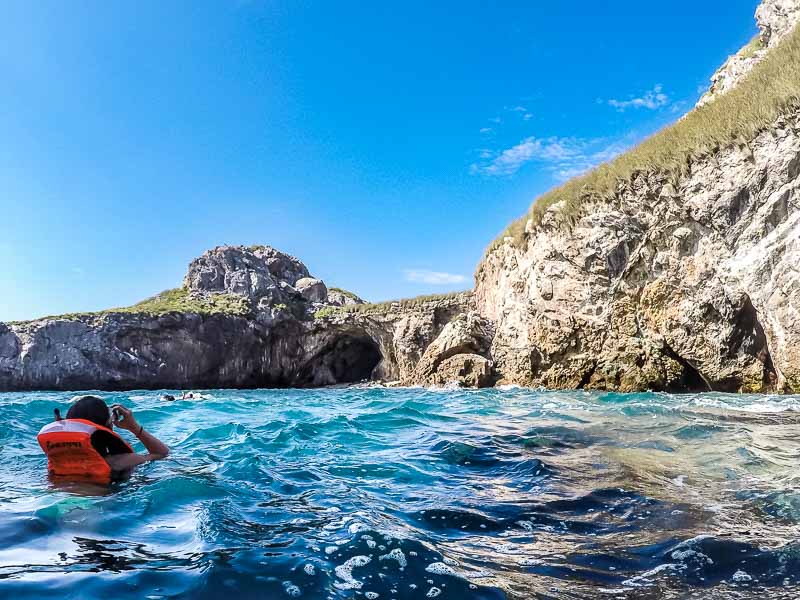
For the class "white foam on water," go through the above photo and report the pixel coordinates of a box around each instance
[516,520,534,531]
[365,593,379,599]
[425,562,457,577]
[732,570,752,582]
[348,522,367,534]
[379,548,407,569]
[334,555,371,590]
[325,546,338,555]
[303,564,315,576]
[282,581,301,597]
[622,563,682,587]
[426,587,442,598]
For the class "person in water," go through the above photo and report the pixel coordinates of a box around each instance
[38,395,169,482]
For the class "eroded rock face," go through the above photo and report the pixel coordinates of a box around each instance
[295,277,328,303]
[414,312,494,386]
[475,112,800,392]
[697,0,800,107]
[327,289,366,307]
[0,239,476,391]
[425,354,493,388]
[184,245,310,306]
[304,293,476,386]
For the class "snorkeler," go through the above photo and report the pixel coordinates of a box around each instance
[37,395,170,483]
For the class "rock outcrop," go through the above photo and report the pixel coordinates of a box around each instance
[413,312,494,387]
[0,246,476,391]
[697,0,800,107]
[327,289,366,307]
[473,0,800,393]
[475,111,800,392]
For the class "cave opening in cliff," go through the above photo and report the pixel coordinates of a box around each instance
[301,335,382,386]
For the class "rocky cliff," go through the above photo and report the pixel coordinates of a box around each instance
[0,246,483,391]
[474,0,800,392]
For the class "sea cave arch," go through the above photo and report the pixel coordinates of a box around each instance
[297,333,383,386]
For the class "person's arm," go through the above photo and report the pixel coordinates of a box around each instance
[105,404,170,472]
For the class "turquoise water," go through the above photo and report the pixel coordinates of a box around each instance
[2,388,800,599]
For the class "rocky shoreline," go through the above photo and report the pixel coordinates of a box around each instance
[0,246,491,391]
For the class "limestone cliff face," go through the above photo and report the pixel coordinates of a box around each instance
[475,111,800,392]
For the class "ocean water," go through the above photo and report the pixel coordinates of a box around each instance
[1,388,800,599]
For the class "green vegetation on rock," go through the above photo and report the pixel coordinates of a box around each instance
[491,23,800,250]
[740,34,766,59]
[119,288,250,316]
[314,291,469,318]
[11,288,250,323]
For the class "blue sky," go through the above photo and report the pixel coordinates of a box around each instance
[0,1,759,321]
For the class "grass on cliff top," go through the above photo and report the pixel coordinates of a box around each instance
[314,291,469,318]
[491,24,800,250]
[10,288,250,324]
[739,34,766,60]
[119,288,250,316]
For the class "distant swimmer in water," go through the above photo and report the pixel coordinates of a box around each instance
[37,395,170,484]
[161,394,176,402]
[181,392,195,400]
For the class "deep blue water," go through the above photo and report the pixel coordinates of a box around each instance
[2,387,800,599]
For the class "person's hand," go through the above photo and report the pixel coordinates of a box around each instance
[111,404,140,433]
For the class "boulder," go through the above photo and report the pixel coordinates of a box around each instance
[295,277,328,303]
[414,311,494,385]
[428,354,493,388]
[327,288,365,306]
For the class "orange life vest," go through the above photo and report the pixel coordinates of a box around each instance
[38,418,134,483]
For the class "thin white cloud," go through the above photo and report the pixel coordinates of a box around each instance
[479,127,493,134]
[509,105,528,112]
[472,136,632,179]
[403,269,467,285]
[471,136,585,176]
[608,84,669,111]
[523,113,533,121]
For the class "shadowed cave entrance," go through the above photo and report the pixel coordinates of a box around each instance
[299,335,382,386]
